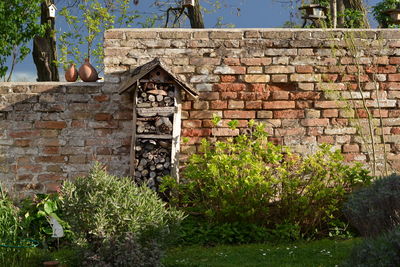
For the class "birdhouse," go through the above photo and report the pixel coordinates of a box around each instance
[118,58,198,190]
[299,4,327,19]
[48,4,57,18]
[182,0,195,7]
[384,7,400,24]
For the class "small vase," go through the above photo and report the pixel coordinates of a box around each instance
[78,58,99,82]
[64,63,78,82]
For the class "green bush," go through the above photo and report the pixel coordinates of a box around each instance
[343,174,400,237]
[373,0,400,28]
[61,163,185,265]
[164,120,370,238]
[342,227,400,267]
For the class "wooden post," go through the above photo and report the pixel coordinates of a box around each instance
[331,0,337,28]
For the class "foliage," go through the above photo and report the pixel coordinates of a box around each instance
[163,239,359,267]
[341,9,365,28]
[343,174,400,237]
[0,0,45,80]
[84,233,163,267]
[19,193,72,248]
[58,0,140,71]
[373,0,400,28]
[62,163,183,264]
[163,120,371,238]
[342,227,400,267]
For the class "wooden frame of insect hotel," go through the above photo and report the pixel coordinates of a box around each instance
[118,58,198,191]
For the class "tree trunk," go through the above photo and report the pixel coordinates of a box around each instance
[187,0,204,28]
[337,0,345,27]
[33,0,59,81]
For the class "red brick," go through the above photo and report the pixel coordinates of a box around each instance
[43,147,60,154]
[224,110,256,119]
[356,109,368,118]
[343,144,360,153]
[296,101,312,109]
[223,58,240,65]
[241,58,271,66]
[182,101,192,110]
[318,136,335,144]
[35,121,67,129]
[249,84,266,92]
[214,83,246,92]
[315,101,345,108]
[199,92,220,100]
[322,109,339,118]
[190,57,221,65]
[95,113,112,121]
[290,92,320,100]
[267,83,296,91]
[190,111,222,119]
[391,127,400,134]
[182,128,212,137]
[263,101,295,109]
[94,95,109,102]
[9,130,40,138]
[301,119,330,126]
[38,174,65,182]
[183,120,202,128]
[97,147,112,155]
[36,156,66,163]
[273,110,304,119]
[71,121,86,128]
[220,75,237,82]
[221,92,237,100]
[272,91,289,100]
[389,57,400,64]
[212,128,240,136]
[295,66,313,73]
[210,100,228,109]
[365,65,397,74]
[245,101,262,109]
[15,140,31,147]
[388,74,400,81]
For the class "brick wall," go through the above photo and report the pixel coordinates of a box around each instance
[0,82,132,195]
[3,28,400,195]
[104,28,400,175]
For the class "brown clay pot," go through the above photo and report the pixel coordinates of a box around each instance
[78,58,99,82]
[64,63,78,82]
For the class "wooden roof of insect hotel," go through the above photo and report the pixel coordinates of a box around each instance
[118,58,199,98]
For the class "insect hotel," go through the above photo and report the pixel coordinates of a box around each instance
[118,58,198,191]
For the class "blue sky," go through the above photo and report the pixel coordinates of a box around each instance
[8,0,380,82]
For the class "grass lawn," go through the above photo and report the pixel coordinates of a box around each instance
[163,239,359,267]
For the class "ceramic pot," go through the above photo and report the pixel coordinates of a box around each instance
[64,63,78,82]
[78,58,99,82]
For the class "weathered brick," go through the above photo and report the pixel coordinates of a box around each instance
[245,101,262,109]
[263,101,295,109]
[343,144,360,153]
[214,83,246,92]
[271,91,289,100]
[301,119,330,127]
[244,75,270,83]
[220,75,237,82]
[35,121,67,129]
[257,111,273,119]
[210,100,228,109]
[190,111,222,119]
[212,128,240,136]
[193,101,209,110]
[241,58,272,66]
[228,100,244,109]
[274,110,304,119]
[265,66,295,74]
[224,110,256,119]
[182,128,212,137]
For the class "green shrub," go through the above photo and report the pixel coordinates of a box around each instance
[343,174,400,237]
[84,233,163,267]
[164,120,370,237]
[61,163,185,265]
[342,227,400,267]
[373,0,400,28]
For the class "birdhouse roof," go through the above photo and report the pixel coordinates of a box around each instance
[118,58,198,98]
[48,3,57,9]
